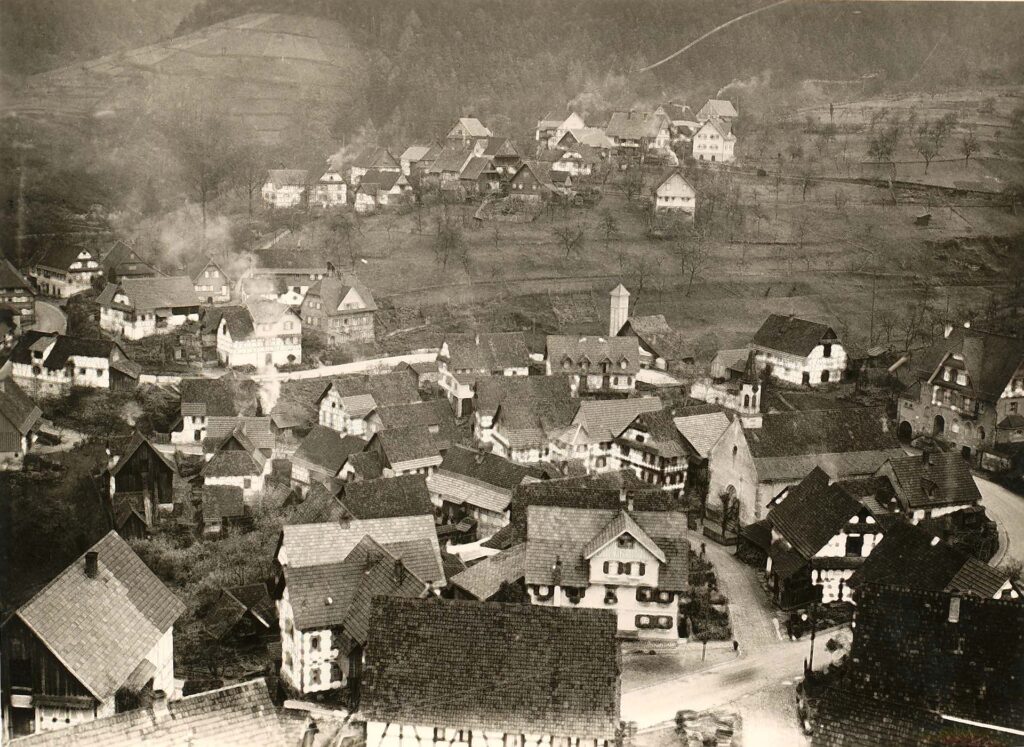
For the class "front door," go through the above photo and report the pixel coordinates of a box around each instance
[265,353,273,366]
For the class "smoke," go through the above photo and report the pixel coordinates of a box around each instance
[257,370,281,414]
[328,122,380,172]
[110,204,236,272]
[716,70,774,111]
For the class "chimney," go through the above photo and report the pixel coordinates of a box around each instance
[85,551,98,578]
[151,690,170,723]
[552,555,563,587]
[393,559,406,585]
[302,722,319,747]
[948,596,961,624]
[618,488,627,506]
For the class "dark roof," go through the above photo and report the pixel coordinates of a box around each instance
[746,407,900,459]
[849,521,1009,597]
[33,245,99,272]
[186,255,231,283]
[605,110,669,140]
[0,258,32,290]
[265,168,308,188]
[478,137,520,158]
[293,425,367,474]
[345,450,384,480]
[373,400,457,450]
[767,467,864,559]
[9,532,184,701]
[8,331,129,371]
[286,481,345,525]
[362,598,620,738]
[252,248,330,273]
[474,375,572,417]
[317,372,420,412]
[911,327,1024,401]
[546,335,641,376]
[201,583,274,640]
[358,168,405,192]
[337,474,433,520]
[618,409,689,458]
[305,275,377,314]
[109,431,178,477]
[429,144,474,174]
[350,146,399,170]
[101,241,158,277]
[97,276,200,311]
[201,443,264,477]
[450,544,527,600]
[442,332,530,371]
[201,484,246,520]
[460,156,498,180]
[217,306,255,339]
[0,377,42,436]
[752,314,838,357]
[7,679,305,747]
[881,452,982,510]
[372,425,442,467]
[438,445,545,491]
[179,377,240,418]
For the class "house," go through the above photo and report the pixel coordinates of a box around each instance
[535,111,587,147]
[873,451,982,523]
[186,256,232,304]
[896,325,1024,465]
[7,331,140,394]
[312,168,347,207]
[545,335,641,394]
[0,377,41,463]
[707,407,905,527]
[27,246,102,298]
[99,241,159,282]
[398,145,437,176]
[656,102,700,130]
[550,144,601,178]
[0,258,36,330]
[750,314,847,386]
[526,505,689,640]
[554,128,616,152]
[299,275,376,345]
[710,348,753,381]
[109,431,179,517]
[449,544,528,601]
[203,415,275,458]
[507,162,554,202]
[340,426,444,480]
[4,679,309,746]
[217,301,302,368]
[202,425,271,500]
[472,375,575,458]
[199,484,246,536]
[612,409,691,495]
[361,598,621,747]
[424,144,474,189]
[437,332,530,417]
[605,110,672,153]
[446,117,492,145]
[672,406,731,490]
[848,521,1016,600]
[334,474,434,521]
[427,445,545,538]
[96,276,201,340]
[317,372,420,436]
[347,147,400,186]
[290,425,367,495]
[199,584,276,644]
[0,532,184,740]
[760,467,887,607]
[691,118,736,163]
[261,169,308,208]
[171,377,246,445]
[609,286,693,369]
[365,399,457,448]
[652,169,697,214]
[353,169,412,213]
[696,99,738,123]
[246,248,333,307]
[459,157,501,196]
[471,137,522,177]
[805,584,1024,747]
[550,397,663,473]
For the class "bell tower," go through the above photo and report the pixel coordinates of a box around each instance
[609,283,630,337]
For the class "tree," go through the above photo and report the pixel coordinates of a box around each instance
[233,140,266,218]
[598,210,620,245]
[432,211,469,270]
[675,225,711,296]
[912,121,946,174]
[551,223,586,259]
[959,126,978,165]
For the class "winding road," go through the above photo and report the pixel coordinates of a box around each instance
[34,299,66,334]
[977,476,1024,566]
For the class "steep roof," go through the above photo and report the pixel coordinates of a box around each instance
[653,170,695,196]
[546,335,641,376]
[746,407,900,460]
[0,377,42,436]
[201,484,245,521]
[179,377,240,418]
[442,331,530,371]
[350,146,399,170]
[185,255,231,283]
[205,416,274,453]
[399,145,434,162]
[293,425,367,474]
[880,452,982,510]
[109,431,178,477]
[767,467,864,559]
[265,169,308,188]
[914,327,1024,402]
[478,136,520,158]
[373,400,456,449]
[101,241,158,277]
[33,245,99,272]
[605,110,669,140]
[372,424,442,468]
[358,168,405,192]
[559,397,662,445]
[252,248,330,273]
[619,409,690,458]
[673,410,730,459]
[428,144,474,174]
[337,474,433,520]
[0,257,32,289]
[451,117,491,137]
[317,372,420,415]
[450,544,528,600]
[474,375,571,417]
[10,532,184,701]
[751,314,838,357]
[6,679,305,747]
[437,445,545,491]
[8,331,130,371]
[362,598,620,739]
[698,99,738,119]
[306,275,377,314]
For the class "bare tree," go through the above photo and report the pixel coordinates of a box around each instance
[433,211,469,270]
[598,210,620,245]
[959,126,979,165]
[913,120,947,174]
[233,141,266,219]
[676,225,711,296]
[552,223,586,259]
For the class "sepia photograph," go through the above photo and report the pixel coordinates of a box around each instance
[0,0,1022,744]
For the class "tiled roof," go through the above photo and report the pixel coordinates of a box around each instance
[747,407,900,459]
[349,147,399,170]
[450,544,527,600]
[673,410,730,459]
[317,372,420,414]
[109,431,178,477]
[338,474,433,520]
[474,375,572,417]
[751,314,837,357]
[218,306,255,339]
[202,432,266,477]
[201,583,274,640]
[186,255,231,283]
[179,377,240,418]
[374,400,456,449]
[11,532,184,701]
[428,144,474,174]
[7,331,128,371]
[460,156,498,180]
[605,110,668,140]
[0,377,42,436]
[527,506,689,590]
[849,521,1009,597]
[372,425,443,468]
[281,514,444,585]
[345,450,384,480]
[201,484,246,520]
[437,445,545,490]
[293,425,367,474]
[442,332,529,371]
[266,169,308,188]
[205,416,275,452]
[699,99,738,118]
[581,510,666,563]
[563,128,615,149]
[546,335,640,376]
[252,248,330,273]
[100,276,200,311]
[620,409,689,458]
[452,117,491,137]
[563,397,662,444]
[283,535,428,632]
[33,245,99,272]
[101,241,158,277]
[497,394,579,450]
[8,679,305,747]
[427,470,513,514]
[306,275,377,314]
[362,598,620,738]
[767,467,865,559]
[287,481,345,525]
[399,145,434,162]
[0,258,32,289]
[478,137,520,158]
[880,452,982,510]
[358,168,405,192]
[912,328,1024,401]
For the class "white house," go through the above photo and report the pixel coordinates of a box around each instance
[347,147,401,186]
[750,314,847,387]
[534,111,586,148]
[354,169,411,214]
[653,170,697,214]
[27,246,102,298]
[692,118,736,163]
[201,426,270,501]
[526,505,689,641]
[312,169,347,207]
[216,301,302,369]
[96,276,201,340]
[7,331,140,395]
[187,256,232,304]
[549,397,663,474]
[545,335,640,394]
[261,169,308,208]
[316,372,420,437]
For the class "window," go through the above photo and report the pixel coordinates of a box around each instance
[604,586,618,605]
[434,728,447,742]
[505,735,523,747]
[821,370,830,383]
[602,561,612,574]
[79,367,86,376]
[822,343,832,358]
[636,614,652,628]
[456,730,471,743]
[845,535,865,557]
[636,587,653,602]
[657,616,674,629]
[956,371,967,386]
[243,478,252,489]
[943,367,952,382]
[309,634,320,651]
[1012,402,1019,414]
[310,668,321,686]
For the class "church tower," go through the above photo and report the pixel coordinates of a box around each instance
[609,284,630,337]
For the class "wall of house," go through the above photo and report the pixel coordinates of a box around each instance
[707,420,762,525]
[277,590,347,696]
[101,305,198,340]
[910,504,970,522]
[898,388,997,455]
[314,181,347,207]
[262,185,305,208]
[217,325,302,369]
[12,354,113,394]
[171,415,206,445]
[204,473,265,500]
[754,344,846,387]
[367,721,613,747]
[145,627,175,696]
[319,392,370,436]
[194,267,231,303]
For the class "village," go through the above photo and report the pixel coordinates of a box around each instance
[2,28,1024,747]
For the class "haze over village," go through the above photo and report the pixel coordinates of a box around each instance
[1,1,1024,746]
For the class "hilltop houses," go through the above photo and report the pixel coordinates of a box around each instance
[653,170,696,214]
[96,276,201,340]
[28,246,102,298]
[299,275,376,344]
[216,301,302,368]
[261,169,308,208]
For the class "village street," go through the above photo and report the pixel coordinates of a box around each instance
[977,476,1024,566]
[34,299,66,334]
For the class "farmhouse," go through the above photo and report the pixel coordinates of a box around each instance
[612,409,691,495]
[201,425,270,500]
[171,377,248,445]
[426,144,475,189]
[361,598,621,747]
[289,425,366,495]
[555,128,616,152]
[458,157,501,196]
[312,168,347,207]
[317,372,420,436]
[605,110,671,152]
[550,397,663,474]
[437,332,530,417]
[652,170,696,213]
[750,314,847,386]
[507,162,554,202]
[99,241,158,282]
[0,377,41,462]
[261,169,308,208]
[288,474,434,525]
[545,335,641,394]
[186,256,232,304]
[526,505,688,640]
[348,147,401,186]
[535,111,586,147]
[398,144,438,176]
[873,450,982,522]
[550,144,601,178]
[696,99,738,123]
[27,246,102,299]
[0,533,183,740]
[216,301,302,368]
[353,169,411,213]
[0,259,35,331]
[691,118,736,163]
[446,117,492,145]
[365,399,457,448]
[8,331,140,394]
[96,276,201,340]
[340,425,444,480]
[471,136,522,177]
[896,325,1024,466]
[299,275,376,344]
[472,375,574,448]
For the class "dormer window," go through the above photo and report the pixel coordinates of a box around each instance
[822,343,832,358]
[617,535,635,549]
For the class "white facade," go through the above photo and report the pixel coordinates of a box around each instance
[11,353,117,394]
[100,295,199,340]
[654,172,696,214]
[692,121,736,163]
[278,589,350,696]
[194,265,231,304]
[204,471,266,501]
[30,251,101,298]
[171,415,206,445]
[217,309,302,369]
[262,182,306,208]
[313,171,347,207]
[753,342,847,387]
[367,722,612,747]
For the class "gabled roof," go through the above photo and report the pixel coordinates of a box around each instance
[186,255,232,283]
[32,245,99,272]
[581,510,666,563]
[673,409,730,459]
[915,327,1024,402]
[205,416,274,453]
[265,169,308,188]
[561,396,662,444]
[605,110,669,140]
[751,314,838,357]
[767,467,864,559]
[292,425,366,474]
[201,484,245,521]
[450,117,491,137]
[474,375,572,417]
[546,335,641,376]
[109,431,178,477]
[8,331,132,372]
[562,128,615,149]
[202,429,267,477]
[653,169,695,196]
[477,136,520,158]
[358,168,406,192]
[200,583,274,640]
[618,409,690,458]
[697,117,735,140]
[337,474,433,520]
[399,145,434,162]
[252,248,330,273]
[698,99,738,119]
[880,452,982,510]
[0,257,32,290]
[362,598,620,739]
[441,331,530,371]
[371,424,443,468]
[450,544,527,600]
[460,156,498,180]
[437,444,545,490]
[349,146,400,171]
[96,276,200,311]
[101,241,158,277]
[305,275,377,314]
[427,470,514,515]
[745,407,900,460]
[317,372,420,415]
[179,377,240,418]
[373,399,456,450]
[428,143,474,174]
[0,377,42,436]
[9,532,184,701]
[6,679,305,747]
